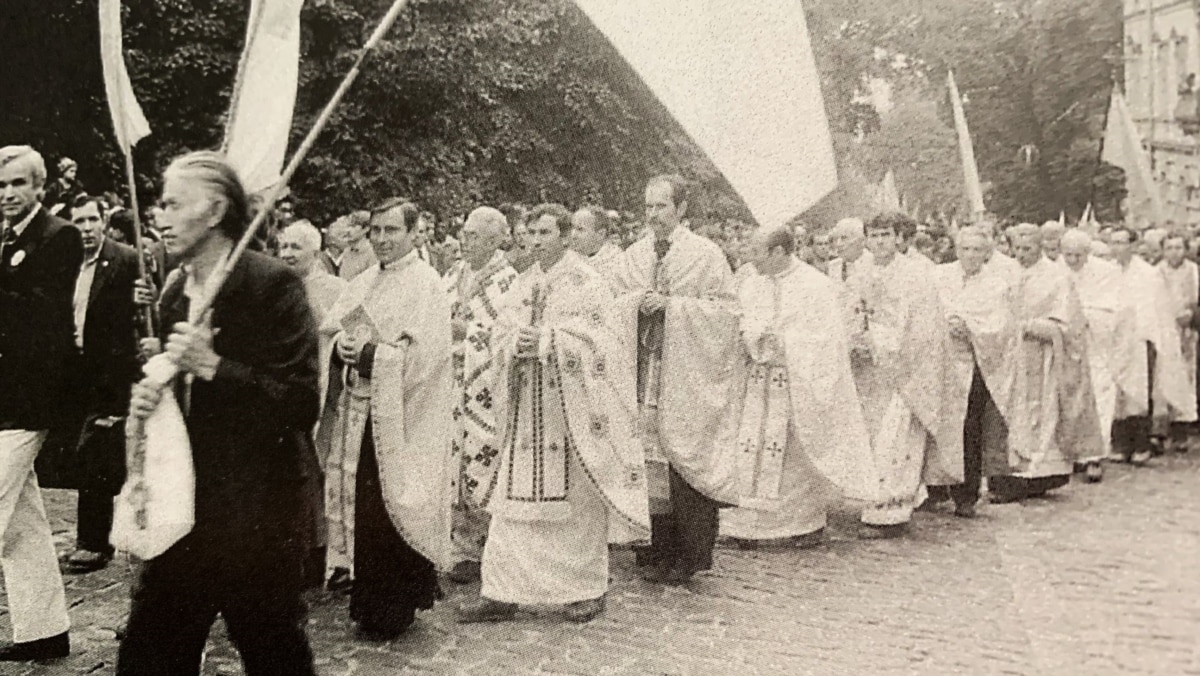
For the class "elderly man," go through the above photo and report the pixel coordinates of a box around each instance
[321,199,452,639]
[570,206,623,280]
[458,204,649,623]
[0,146,76,661]
[337,210,377,281]
[1061,229,1121,481]
[854,213,958,537]
[722,227,875,546]
[1158,232,1199,450]
[280,220,347,329]
[989,224,1100,503]
[929,227,1018,516]
[445,206,519,584]
[826,217,874,282]
[1110,227,1195,464]
[609,175,743,585]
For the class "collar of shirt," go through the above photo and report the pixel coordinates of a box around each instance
[7,203,41,238]
[381,248,418,272]
[80,246,102,269]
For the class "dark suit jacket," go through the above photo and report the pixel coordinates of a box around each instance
[0,207,83,430]
[158,250,320,544]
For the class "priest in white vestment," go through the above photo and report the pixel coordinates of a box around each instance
[989,224,1101,503]
[319,200,453,638]
[929,227,1019,516]
[826,218,875,360]
[854,213,961,537]
[1061,230,1122,481]
[570,206,623,283]
[457,204,649,624]
[444,207,519,583]
[1157,232,1199,449]
[1110,227,1197,463]
[722,228,876,546]
[609,175,744,585]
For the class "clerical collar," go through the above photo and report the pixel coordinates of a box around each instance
[380,248,418,271]
[6,203,41,237]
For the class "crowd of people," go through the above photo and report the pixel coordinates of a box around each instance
[0,143,1195,674]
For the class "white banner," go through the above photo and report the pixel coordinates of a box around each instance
[99,0,151,151]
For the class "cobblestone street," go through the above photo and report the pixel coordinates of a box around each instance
[4,454,1200,675]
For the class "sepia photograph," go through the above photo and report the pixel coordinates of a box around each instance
[0,0,1195,673]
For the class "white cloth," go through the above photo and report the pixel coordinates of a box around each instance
[72,249,101,348]
[1068,258,1122,459]
[1158,259,1199,422]
[0,430,70,642]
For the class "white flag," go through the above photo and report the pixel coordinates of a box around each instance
[573,0,837,227]
[947,71,985,216]
[1102,89,1165,228]
[99,0,151,151]
[223,0,306,194]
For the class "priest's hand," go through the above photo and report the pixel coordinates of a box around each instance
[640,291,668,314]
[129,377,164,422]
[167,322,221,381]
[336,331,363,366]
[948,316,970,342]
[516,325,540,359]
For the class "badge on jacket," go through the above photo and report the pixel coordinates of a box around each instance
[9,250,25,267]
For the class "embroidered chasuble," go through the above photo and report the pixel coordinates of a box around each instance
[588,241,624,285]
[722,261,876,540]
[1067,258,1123,457]
[933,261,1020,478]
[826,251,874,358]
[444,251,519,509]
[319,254,454,575]
[1157,259,1199,422]
[1113,257,1196,421]
[305,269,348,417]
[1005,258,1100,478]
[609,227,744,507]
[849,254,960,526]
[480,251,649,605]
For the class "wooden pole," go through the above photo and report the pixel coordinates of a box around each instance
[121,149,154,338]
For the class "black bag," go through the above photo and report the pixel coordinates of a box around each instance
[36,415,126,494]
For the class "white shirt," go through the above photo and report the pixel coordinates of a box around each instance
[72,245,102,348]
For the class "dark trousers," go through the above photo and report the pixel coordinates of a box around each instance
[76,489,114,555]
[645,467,719,575]
[950,368,988,507]
[1114,342,1156,459]
[116,532,315,676]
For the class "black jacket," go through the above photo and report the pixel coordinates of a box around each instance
[158,250,320,543]
[0,207,83,430]
[80,238,142,416]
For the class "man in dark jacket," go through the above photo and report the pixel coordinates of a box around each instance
[119,151,318,675]
[0,145,77,661]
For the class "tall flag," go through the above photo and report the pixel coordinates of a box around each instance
[880,169,901,211]
[99,0,151,151]
[572,0,837,227]
[1079,202,1093,229]
[223,0,306,194]
[948,71,985,216]
[1102,89,1165,228]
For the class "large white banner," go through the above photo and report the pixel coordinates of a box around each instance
[573,0,837,227]
[99,0,151,152]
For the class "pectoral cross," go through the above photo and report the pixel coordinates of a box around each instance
[854,298,874,333]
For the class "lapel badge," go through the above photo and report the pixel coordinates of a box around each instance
[9,250,25,267]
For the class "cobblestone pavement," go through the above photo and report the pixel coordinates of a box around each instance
[4,454,1200,675]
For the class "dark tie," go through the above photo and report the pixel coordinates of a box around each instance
[654,237,671,261]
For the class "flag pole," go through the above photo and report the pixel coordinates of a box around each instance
[121,149,154,338]
[190,0,411,321]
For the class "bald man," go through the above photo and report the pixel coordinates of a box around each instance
[990,224,1100,503]
[570,206,622,281]
[826,217,873,282]
[445,207,519,583]
[1061,229,1120,481]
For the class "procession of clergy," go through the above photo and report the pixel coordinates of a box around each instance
[302,168,1200,636]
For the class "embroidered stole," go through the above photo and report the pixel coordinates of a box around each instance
[734,277,790,510]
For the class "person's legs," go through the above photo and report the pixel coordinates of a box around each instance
[951,369,986,512]
[221,540,315,676]
[75,489,115,556]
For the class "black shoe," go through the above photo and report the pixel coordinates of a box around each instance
[64,548,112,574]
[792,528,826,549]
[953,503,977,519]
[0,632,69,661]
[448,560,481,584]
[326,567,353,593]
[564,596,606,623]
[456,597,518,623]
[1085,461,1104,483]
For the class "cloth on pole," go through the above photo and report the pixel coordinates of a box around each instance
[948,70,985,216]
[1103,89,1165,228]
[99,0,151,151]
[572,0,837,228]
[223,0,306,193]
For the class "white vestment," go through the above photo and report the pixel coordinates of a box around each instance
[1068,258,1122,458]
[1158,259,1199,422]
[721,261,876,540]
[320,253,455,574]
[481,252,649,605]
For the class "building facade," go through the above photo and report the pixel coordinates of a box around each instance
[1125,0,1200,225]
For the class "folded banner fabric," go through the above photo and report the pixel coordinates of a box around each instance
[572,0,837,228]
[947,70,984,216]
[99,0,151,151]
[1102,89,1164,228]
[223,0,306,194]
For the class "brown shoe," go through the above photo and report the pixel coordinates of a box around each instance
[564,596,606,623]
[456,597,518,623]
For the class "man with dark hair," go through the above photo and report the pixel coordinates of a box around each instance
[458,203,649,623]
[723,227,874,548]
[0,144,76,661]
[338,210,377,281]
[610,176,743,584]
[321,198,452,639]
[854,212,959,538]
